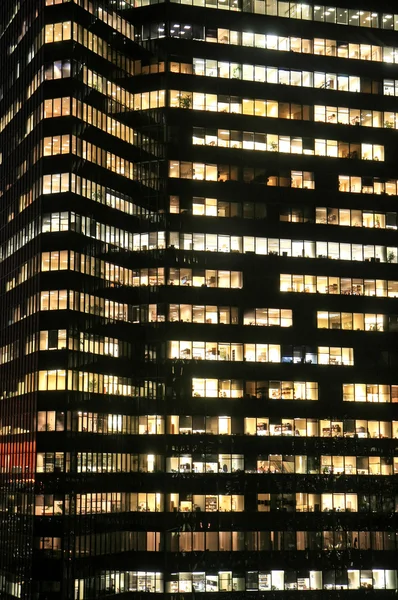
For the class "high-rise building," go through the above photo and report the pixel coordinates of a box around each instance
[1,0,398,598]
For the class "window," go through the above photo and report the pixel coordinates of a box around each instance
[318,347,354,365]
[37,411,64,432]
[193,126,384,162]
[343,384,396,403]
[42,173,70,194]
[281,274,398,298]
[44,22,72,43]
[243,308,292,327]
[317,311,385,331]
[38,330,67,350]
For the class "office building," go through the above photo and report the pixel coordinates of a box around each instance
[1,0,398,598]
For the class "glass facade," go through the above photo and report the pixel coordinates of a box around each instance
[0,0,398,598]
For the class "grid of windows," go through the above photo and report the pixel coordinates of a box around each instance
[1,0,397,596]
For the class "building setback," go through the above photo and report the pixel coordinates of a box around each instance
[1,0,398,598]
